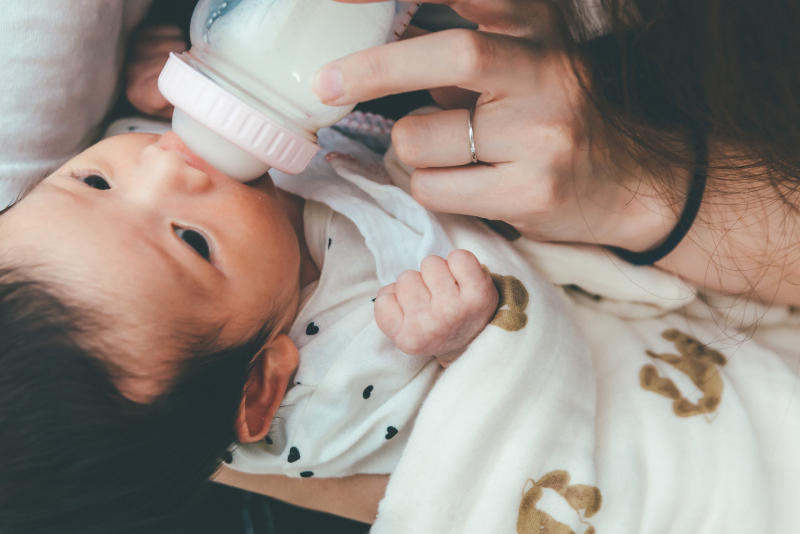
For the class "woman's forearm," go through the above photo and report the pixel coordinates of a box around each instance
[212,467,389,524]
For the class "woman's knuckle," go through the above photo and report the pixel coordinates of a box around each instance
[535,178,565,207]
[408,172,434,207]
[450,30,493,79]
[362,49,387,82]
[550,125,578,159]
[391,121,422,164]
[531,123,573,161]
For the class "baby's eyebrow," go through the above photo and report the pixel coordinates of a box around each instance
[1,172,62,213]
[44,178,100,211]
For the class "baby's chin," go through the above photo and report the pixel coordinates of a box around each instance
[248,172,279,197]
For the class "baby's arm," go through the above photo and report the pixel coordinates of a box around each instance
[374,250,498,366]
[125,25,187,118]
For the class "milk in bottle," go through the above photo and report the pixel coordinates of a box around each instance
[158,0,418,179]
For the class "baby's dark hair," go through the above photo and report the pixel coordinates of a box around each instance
[0,266,272,534]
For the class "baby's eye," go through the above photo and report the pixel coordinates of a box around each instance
[174,227,211,261]
[81,175,111,190]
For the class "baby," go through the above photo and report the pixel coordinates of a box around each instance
[0,131,498,533]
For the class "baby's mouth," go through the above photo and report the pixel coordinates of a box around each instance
[157,131,220,176]
[157,131,279,194]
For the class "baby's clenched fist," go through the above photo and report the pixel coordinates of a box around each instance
[374,250,498,365]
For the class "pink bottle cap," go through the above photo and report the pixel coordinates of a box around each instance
[158,53,319,175]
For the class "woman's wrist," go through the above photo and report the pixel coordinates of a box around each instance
[588,123,708,256]
[599,139,800,306]
[595,168,686,254]
[605,131,708,264]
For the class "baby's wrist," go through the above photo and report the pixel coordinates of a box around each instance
[435,347,467,368]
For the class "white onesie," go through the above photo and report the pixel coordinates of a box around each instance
[227,200,442,478]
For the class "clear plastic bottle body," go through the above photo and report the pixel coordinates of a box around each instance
[188,0,396,133]
[159,0,408,180]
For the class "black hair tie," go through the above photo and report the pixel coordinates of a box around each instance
[608,129,708,266]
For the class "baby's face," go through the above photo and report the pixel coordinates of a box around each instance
[0,133,301,398]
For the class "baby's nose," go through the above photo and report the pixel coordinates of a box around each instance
[142,134,214,194]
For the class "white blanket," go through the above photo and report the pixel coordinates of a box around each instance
[96,111,800,534]
[0,0,151,209]
[372,148,800,533]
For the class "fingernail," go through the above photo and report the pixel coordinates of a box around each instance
[313,67,345,104]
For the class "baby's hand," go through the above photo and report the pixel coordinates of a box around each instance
[375,250,498,365]
[126,25,187,118]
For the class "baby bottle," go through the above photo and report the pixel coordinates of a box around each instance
[158,0,419,180]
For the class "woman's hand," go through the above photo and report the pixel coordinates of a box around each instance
[337,0,557,39]
[330,3,800,306]
[314,27,678,251]
[125,25,187,119]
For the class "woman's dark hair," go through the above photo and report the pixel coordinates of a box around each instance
[0,267,270,534]
[559,0,800,195]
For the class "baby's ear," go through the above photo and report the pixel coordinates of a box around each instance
[235,334,299,443]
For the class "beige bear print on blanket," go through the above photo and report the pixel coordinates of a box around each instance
[489,272,529,332]
[640,329,728,418]
[517,470,602,534]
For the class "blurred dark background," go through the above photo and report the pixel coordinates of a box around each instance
[180,484,369,534]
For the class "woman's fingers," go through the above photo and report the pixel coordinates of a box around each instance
[409,164,522,221]
[428,86,480,110]
[313,29,539,106]
[334,0,556,39]
[392,106,514,167]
